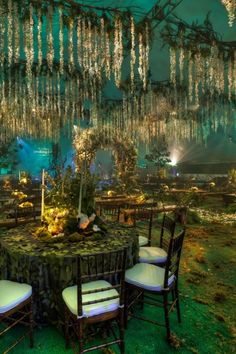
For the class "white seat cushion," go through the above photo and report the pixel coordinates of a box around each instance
[0,280,32,314]
[62,280,119,318]
[139,247,167,264]
[125,263,175,292]
[139,236,149,246]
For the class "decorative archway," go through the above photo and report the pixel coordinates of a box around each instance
[73,127,137,182]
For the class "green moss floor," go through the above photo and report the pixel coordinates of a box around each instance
[1,221,236,354]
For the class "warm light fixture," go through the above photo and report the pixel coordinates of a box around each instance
[221,0,236,27]
[19,177,28,185]
[169,157,178,166]
[170,148,181,166]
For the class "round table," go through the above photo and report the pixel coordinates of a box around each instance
[0,222,138,325]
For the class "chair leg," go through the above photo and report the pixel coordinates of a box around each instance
[140,290,144,310]
[78,321,83,354]
[119,309,125,354]
[171,289,175,302]
[175,286,181,323]
[163,293,171,341]
[65,307,70,349]
[124,287,129,329]
[29,299,34,348]
[117,208,121,222]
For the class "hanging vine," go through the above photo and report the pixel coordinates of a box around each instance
[0,0,235,145]
[162,15,236,103]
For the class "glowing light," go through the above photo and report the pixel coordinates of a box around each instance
[170,156,178,166]
[19,177,28,185]
[169,147,184,166]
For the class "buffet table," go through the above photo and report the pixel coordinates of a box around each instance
[0,222,138,325]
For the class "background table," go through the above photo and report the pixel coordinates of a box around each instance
[95,196,137,208]
[0,222,138,325]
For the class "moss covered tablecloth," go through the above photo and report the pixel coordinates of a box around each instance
[0,222,138,325]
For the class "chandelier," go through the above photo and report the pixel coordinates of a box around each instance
[221,0,236,26]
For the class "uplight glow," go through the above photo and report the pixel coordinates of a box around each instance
[170,156,178,166]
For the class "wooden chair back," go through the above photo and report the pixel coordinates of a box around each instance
[99,203,121,222]
[164,228,186,289]
[133,202,156,217]
[129,202,156,225]
[128,203,156,245]
[159,214,176,251]
[76,249,127,319]
[14,204,36,224]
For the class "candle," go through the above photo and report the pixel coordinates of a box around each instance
[78,163,84,217]
[41,169,45,222]
[77,130,88,218]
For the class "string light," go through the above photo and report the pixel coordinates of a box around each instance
[46,5,54,72]
[221,0,236,27]
[0,1,235,147]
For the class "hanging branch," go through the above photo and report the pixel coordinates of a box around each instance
[162,14,236,56]
[144,0,185,31]
[0,0,145,18]
[62,0,141,14]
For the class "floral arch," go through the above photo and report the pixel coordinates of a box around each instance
[73,127,137,181]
